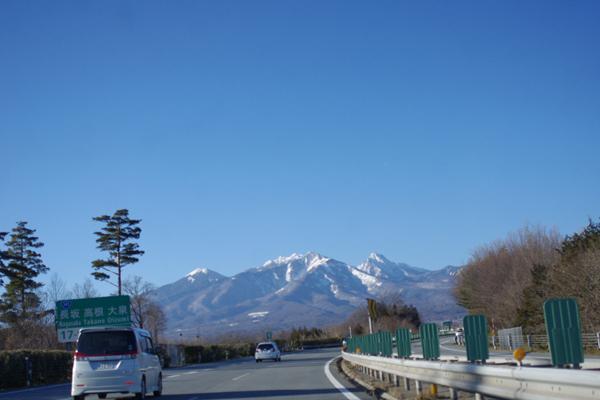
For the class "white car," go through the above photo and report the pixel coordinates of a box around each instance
[255,341,281,362]
[71,327,162,400]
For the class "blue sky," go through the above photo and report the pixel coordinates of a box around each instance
[1,1,599,297]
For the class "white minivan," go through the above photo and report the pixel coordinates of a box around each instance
[71,327,162,400]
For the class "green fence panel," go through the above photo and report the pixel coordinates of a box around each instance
[395,328,412,358]
[463,315,489,362]
[544,298,584,367]
[380,331,393,357]
[420,323,440,360]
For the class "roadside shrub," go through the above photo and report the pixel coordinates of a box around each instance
[0,350,73,390]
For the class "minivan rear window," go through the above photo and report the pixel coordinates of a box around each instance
[77,331,137,355]
[257,344,273,350]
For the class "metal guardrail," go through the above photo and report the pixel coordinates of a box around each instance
[342,351,600,400]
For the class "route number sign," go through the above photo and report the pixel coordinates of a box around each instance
[55,295,131,343]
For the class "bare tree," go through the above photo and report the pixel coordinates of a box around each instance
[452,221,561,329]
[72,278,100,299]
[144,300,168,343]
[122,276,167,342]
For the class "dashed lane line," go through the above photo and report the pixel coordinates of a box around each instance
[233,373,251,381]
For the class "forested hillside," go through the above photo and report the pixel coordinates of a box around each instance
[453,218,600,334]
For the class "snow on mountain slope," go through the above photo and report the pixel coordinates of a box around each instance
[357,253,428,280]
[153,252,465,338]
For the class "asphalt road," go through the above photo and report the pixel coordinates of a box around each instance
[0,348,372,400]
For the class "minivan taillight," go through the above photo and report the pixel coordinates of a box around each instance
[121,350,139,359]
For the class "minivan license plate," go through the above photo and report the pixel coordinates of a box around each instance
[99,363,116,370]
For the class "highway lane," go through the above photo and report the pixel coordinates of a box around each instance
[0,348,371,400]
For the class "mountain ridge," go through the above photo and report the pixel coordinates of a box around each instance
[153,252,465,338]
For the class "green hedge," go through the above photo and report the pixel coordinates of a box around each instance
[0,350,73,390]
[295,337,344,346]
[183,343,258,364]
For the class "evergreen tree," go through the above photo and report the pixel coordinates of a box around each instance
[0,231,8,286]
[515,264,551,334]
[1,222,48,324]
[92,209,144,295]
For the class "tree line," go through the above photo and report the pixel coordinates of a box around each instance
[453,218,600,334]
[0,209,167,350]
[342,290,422,336]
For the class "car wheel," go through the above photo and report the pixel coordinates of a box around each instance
[98,395,107,399]
[135,377,146,400]
[73,396,85,400]
[153,374,162,397]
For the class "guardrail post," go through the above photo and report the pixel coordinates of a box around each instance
[492,335,497,350]
[508,334,513,351]
[527,335,533,351]
[415,380,422,395]
[404,377,410,391]
[597,332,600,350]
[475,393,484,400]
[449,388,458,400]
[25,356,32,386]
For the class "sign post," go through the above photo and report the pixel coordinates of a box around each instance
[367,298,377,334]
[55,296,131,343]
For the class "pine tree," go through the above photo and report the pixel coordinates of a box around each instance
[515,264,551,334]
[0,231,8,286]
[1,222,48,324]
[92,209,144,295]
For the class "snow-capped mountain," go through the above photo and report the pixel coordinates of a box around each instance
[152,252,465,338]
[357,253,428,280]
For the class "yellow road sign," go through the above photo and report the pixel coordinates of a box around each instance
[367,298,377,318]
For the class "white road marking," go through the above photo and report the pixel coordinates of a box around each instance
[325,357,361,400]
[233,373,251,381]
[167,374,181,378]
[184,371,199,374]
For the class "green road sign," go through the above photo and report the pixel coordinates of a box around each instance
[463,314,489,362]
[55,296,131,343]
[267,331,272,340]
[443,321,452,328]
[544,298,584,367]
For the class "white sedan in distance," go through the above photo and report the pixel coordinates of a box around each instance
[255,342,281,362]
